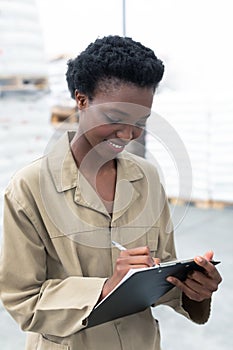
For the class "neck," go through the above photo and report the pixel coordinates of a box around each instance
[70,131,116,176]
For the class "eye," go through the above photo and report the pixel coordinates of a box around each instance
[135,114,150,128]
[104,113,121,124]
[135,121,146,128]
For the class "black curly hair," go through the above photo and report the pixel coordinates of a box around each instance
[66,35,164,100]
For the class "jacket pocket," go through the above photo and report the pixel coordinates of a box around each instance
[146,226,159,257]
[116,226,159,255]
[37,335,70,350]
[123,226,159,257]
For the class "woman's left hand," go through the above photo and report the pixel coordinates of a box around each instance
[166,251,222,302]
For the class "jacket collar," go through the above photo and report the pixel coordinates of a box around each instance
[47,131,144,193]
[47,131,78,192]
[47,131,144,218]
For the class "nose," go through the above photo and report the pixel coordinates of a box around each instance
[116,124,134,141]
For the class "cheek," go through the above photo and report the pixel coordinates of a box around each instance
[133,126,144,139]
[80,110,106,131]
[89,125,115,139]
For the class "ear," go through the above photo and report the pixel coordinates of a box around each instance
[75,90,88,110]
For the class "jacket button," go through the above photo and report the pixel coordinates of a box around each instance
[82,318,88,327]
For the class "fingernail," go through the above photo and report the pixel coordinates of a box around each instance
[167,277,173,283]
[196,256,203,263]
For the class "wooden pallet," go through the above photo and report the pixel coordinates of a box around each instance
[168,198,233,209]
[50,105,78,124]
[0,76,48,91]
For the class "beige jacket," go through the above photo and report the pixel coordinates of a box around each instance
[0,132,210,350]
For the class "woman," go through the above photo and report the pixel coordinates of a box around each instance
[0,36,221,350]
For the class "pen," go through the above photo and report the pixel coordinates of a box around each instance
[111,240,127,251]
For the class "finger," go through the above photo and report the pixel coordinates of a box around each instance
[194,257,222,285]
[130,246,151,256]
[120,246,155,266]
[194,256,222,285]
[130,255,154,267]
[166,276,209,302]
[121,246,151,257]
[166,276,189,294]
[184,277,213,298]
[203,250,214,261]
[152,257,161,266]
[194,256,217,276]
[117,255,154,267]
[188,270,220,292]
[129,255,154,267]
[130,264,152,269]
[115,263,152,276]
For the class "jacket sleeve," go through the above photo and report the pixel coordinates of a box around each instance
[154,186,211,324]
[154,285,211,324]
[0,188,107,337]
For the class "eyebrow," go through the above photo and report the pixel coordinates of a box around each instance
[107,108,131,118]
[106,108,151,120]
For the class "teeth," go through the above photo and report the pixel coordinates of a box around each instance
[107,140,124,149]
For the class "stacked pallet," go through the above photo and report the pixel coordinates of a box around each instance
[0,76,48,92]
[50,105,78,124]
[48,56,77,124]
[146,91,233,208]
[209,93,233,204]
[0,0,48,92]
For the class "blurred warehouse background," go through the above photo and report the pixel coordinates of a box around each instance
[1,0,232,207]
[0,1,232,349]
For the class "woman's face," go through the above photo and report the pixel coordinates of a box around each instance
[75,84,154,158]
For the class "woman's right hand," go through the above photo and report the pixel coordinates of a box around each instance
[99,246,160,300]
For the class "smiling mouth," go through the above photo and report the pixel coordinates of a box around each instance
[105,140,125,150]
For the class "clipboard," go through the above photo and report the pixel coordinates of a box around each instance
[86,259,220,328]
